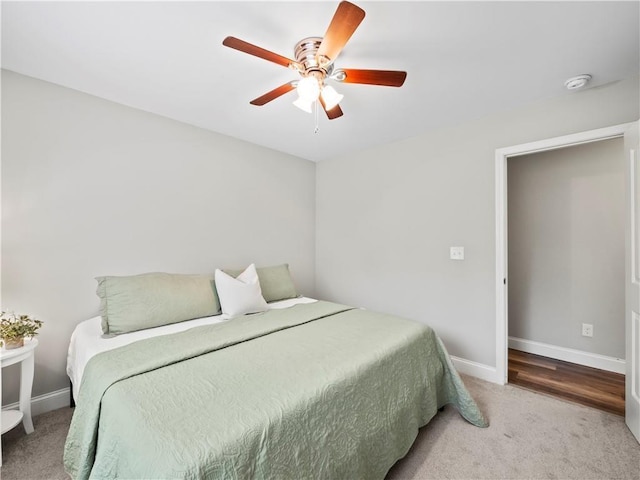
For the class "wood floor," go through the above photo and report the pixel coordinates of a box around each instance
[508,349,625,416]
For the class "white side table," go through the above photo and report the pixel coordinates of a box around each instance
[1,338,38,465]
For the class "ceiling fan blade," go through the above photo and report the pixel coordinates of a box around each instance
[250,83,296,106]
[319,97,344,120]
[337,69,407,87]
[223,36,299,69]
[317,1,366,65]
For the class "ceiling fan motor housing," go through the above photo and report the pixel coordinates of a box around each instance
[294,37,334,79]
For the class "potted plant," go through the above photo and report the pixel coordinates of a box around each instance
[0,311,43,349]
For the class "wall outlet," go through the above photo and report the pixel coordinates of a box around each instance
[450,246,464,260]
[582,323,593,337]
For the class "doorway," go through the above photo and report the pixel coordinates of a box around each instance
[504,137,625,413]
[495,123,633,382]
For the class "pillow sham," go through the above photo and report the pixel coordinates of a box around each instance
[96,272,220,335]
[215,264,268,317]
[224,264,297,303]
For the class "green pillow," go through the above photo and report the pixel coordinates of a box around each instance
[224,264,298,303]
[96,273,221,335]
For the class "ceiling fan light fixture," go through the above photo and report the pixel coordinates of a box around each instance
[320,85,343,110]
[296,75,321,102]
[293,97,314,113]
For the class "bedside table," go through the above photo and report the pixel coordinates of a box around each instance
[1,338,38,436]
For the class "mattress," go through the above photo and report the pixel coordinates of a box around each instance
[66,296,317,400]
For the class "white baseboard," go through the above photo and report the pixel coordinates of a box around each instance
[2,362,500,417]
[451,356,501,384]
[2,387,70,417]
[508,337,625,374]
[7,343,617,418]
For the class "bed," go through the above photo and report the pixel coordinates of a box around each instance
[64,293,487,479]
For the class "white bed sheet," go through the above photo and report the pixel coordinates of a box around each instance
[67,297,317,401]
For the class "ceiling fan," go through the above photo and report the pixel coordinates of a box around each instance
[222,1,407,120]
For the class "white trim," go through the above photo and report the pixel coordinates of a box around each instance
[451,356,501,384]
[0,54,3,314]
[0,53,3,429]
[495,123,633,384]
[632,148,640,284]
[633,312,640,402]
[508,337,625,374]
[496,125,630,159]
[495,141,508,384]
[2,387,70,417]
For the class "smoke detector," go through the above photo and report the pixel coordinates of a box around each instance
[564,74,592,91]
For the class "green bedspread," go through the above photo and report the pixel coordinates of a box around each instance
[64,301,487,480]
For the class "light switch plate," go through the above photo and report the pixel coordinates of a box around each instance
[450,246,464,260]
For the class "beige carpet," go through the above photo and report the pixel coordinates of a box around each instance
[387,376,639,479]
[1,375,638,479]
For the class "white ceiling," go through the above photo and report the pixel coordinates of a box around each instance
[2,1,638,162]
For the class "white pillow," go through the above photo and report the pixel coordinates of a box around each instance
[215,264,268,317]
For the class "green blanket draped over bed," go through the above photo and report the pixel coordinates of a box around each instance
[64,301,487,480]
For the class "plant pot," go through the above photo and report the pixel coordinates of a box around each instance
[3,337,24,349]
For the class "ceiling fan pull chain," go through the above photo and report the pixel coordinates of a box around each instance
[314,100,320,134]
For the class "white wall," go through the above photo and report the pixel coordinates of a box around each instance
[316,75,639,369]
[2,71,638,406]
[508,138,625,358]
[1,70,316,404]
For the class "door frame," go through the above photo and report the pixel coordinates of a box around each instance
[494,123,633,384]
